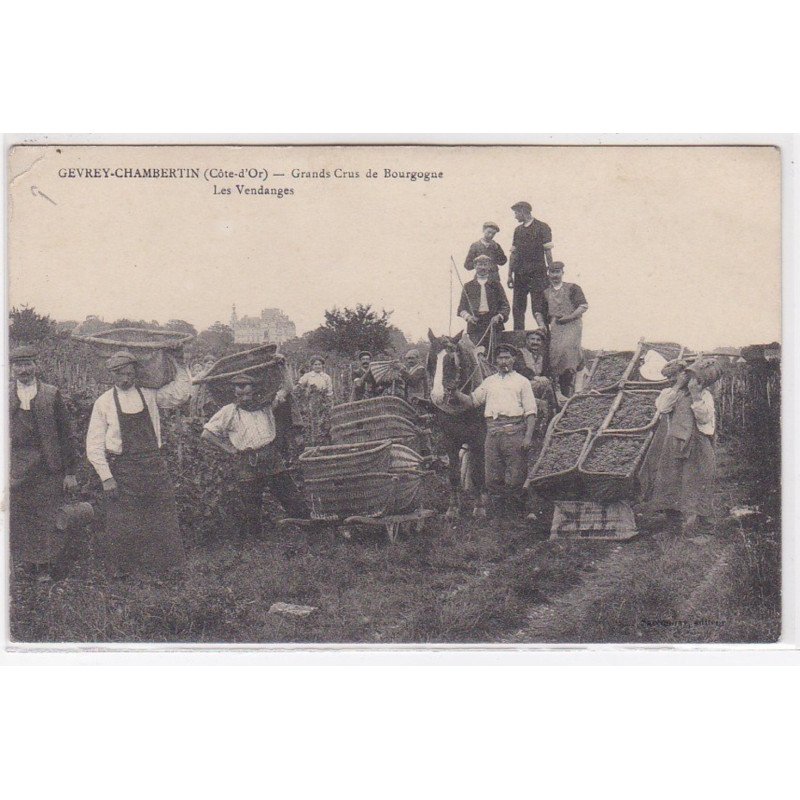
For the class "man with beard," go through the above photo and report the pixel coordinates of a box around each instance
[86,349,191,578]
[454,342,536,515]
[202,373,309,534]
[10,345,79,579]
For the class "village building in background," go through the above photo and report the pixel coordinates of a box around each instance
[230,305,297,345]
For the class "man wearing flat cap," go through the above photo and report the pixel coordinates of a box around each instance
[464,222,507,282]
[351,350,377,401]
[86,348,191,577]
[202,372,309,533]
[508,201,554,330]
[454,342,537,516]
[458,255,511,359]
[10,345,79,578]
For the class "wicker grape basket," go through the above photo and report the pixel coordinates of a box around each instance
[302,470,423,521]
[330,396,418,428]
[299,439,394,482]
[330,413,423,451]
[192,344,287,406]
[75,327,193,389]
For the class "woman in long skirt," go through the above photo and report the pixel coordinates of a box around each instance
[648,359,719,532]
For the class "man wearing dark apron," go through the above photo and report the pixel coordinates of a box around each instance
[86,350,191,578]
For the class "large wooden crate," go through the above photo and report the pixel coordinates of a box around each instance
[75,327,193,389]
[550,500,638,541]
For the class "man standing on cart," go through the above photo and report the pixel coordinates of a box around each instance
[544,262,588,398]
[202,373,309,534]
[508,201,553,330]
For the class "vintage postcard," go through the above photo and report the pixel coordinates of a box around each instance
[5,142,783,647]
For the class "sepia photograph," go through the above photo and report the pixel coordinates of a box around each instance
[5,142,783,647]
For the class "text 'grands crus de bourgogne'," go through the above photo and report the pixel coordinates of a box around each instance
[291,168,445,182]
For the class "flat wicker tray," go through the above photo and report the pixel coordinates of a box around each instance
[601,389,661,434]
[526,428,593,495]
[585,348,639,392]
[578,430,655,502]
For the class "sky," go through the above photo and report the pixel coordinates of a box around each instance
[8,145,781,352]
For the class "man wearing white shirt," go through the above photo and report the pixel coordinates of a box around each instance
[202,372,309,534]
[86,349,191,577]
[457,256,510,358]
[454,343,536,514]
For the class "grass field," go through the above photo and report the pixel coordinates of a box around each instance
[10,436,780,645]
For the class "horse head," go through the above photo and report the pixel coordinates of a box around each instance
[428,329,474,410]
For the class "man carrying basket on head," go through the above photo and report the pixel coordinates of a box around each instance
[202,372,309,535]
[86,349,192,578]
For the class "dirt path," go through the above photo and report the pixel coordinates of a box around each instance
[503,439,746,644]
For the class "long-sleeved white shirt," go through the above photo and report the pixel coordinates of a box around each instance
[655,387,715,436]
[471,371,537,419]
[86,366,191,482]
[204,403,278,451]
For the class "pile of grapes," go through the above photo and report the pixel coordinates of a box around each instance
[534,431,589,477]
[606,391,658,431]
[555,394,615,432]
[587,352,634,388]
[582,435,648,475]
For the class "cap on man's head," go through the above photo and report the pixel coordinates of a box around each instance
[10,344,39,362]
[483,221,500,232]
[105,350,139,371]
[496,343,519,357]
[511,201,532,213]
[309,354,326,364]
[357,350,372,360]
[527,328,547,340]
[473,254,494,267]
[405,348,420,360]
[230,372,258,386]
[547,261,565,273]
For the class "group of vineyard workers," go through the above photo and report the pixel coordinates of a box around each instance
[10,201,720,582]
